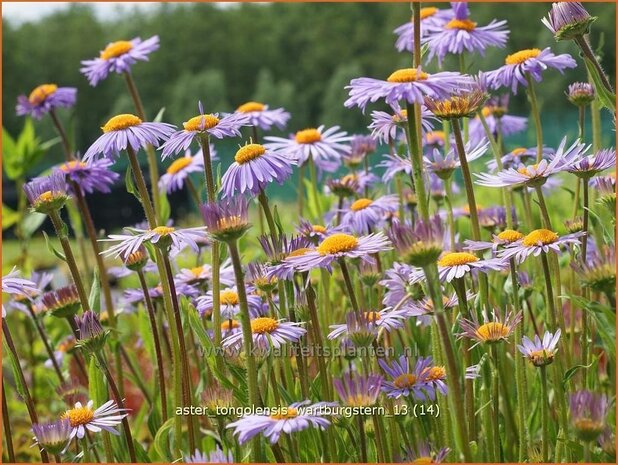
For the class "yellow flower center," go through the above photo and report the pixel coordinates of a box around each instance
[522,229,559,247]
[476,322,509,341]
[235,144,266,164]
[497,229,524,243]
[512,147,528,156]
[393,373,417,389]
[220,290,239,306]
[529,349,554,364]
[346,394,375,407]
[250,317,279,334]
[295,128,322,144]
[387,68,429,83]
[351,198,373,211]
[37,191,55,203]
[237,101,265,113]
[221,320,240,331]
[364,311,382,322]
[216,215,244,232]
[270,407,299,420]
[288,247,313,258]
[167,157,192,174]
[413,457,434,464]
[392,110,408,122]
[506,48,541,65]
[426,131,445,143]
[62,406,95,426]
[312,225,327,234]
[446,18,477,31]
[420,7,438,19]
[438,252,479,267]
[100,40,133,60]
[190,266,204,277]
[152,226,175,236]
[517,163,540,176]
[125,250,146,266]
[317,233,359,255]
[102,114,142,133]
[58,339,76,353]
[28,84,58,104]
[60,160,87,172]
[574,418,604,433]
[183,114,220,132]
[424,366,446,381]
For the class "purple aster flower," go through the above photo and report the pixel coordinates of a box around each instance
[295,219,341,244]
[476,137,587,188]
[222,316,305,350]
[342,134,378,168]
[234,101,290,131]
[23,171,70,214]
[44,336,76,371]
[378,152,413,183]
[499,228,584,264]
[542,2,597,41]
[123,285,164,307]
[196,286,262,320]
[284,232,391,271]
[394,6,453,53]
[464,228,525,252]
[409,292,466,320]
[569,390,609,441]
[437,251,505,282]
[84,114,175,162]
[221,143,295,197]
[380,262,425,310]
[567,82,596,107]
[100,225,207,258]
[422,2,509,65]
[345,67,470,112]
[339,194,399,234]
[185,448,233,463]
[486,47,577,94]
[459,308,522,348]
[61,399,128,440]
[159,148,211,194]
[328,308,411,341]
[564,148,615,179]
[326,172,378,197]
[333,372,382,406]
[160,104,251,159]
[404,442,450,463]
[175,260,234,288]
[485,146,554,172]
[518,329,561,367]
[57,157,119,195]
[264,125,351,172]
[424,138,489,179]
[32,419,72,455]
[469,98,527,144]
[378,355,436,400]
[571,242,615,294]
[388,215,446,267]
[2,268,39,299]
[226,401,332,445]
[369,105,436,144]
[16,84,76,120]
[201,197,252,243]
[80,36,159,86]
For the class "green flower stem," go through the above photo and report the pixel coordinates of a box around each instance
[48,210,90,311]
[305,277,332,401]
[490,344,502,461]
[534,186,553,230]
[185,177,202,207]
[227,239,261,461]
[137,269,168,421]
[525,73,544,163]
[357,415,369,462]
[2,321,49,463]
[590,94,602,153]
[297,164,305,217]
[422,263,472,461]
[539,365,549,463]
[26,306,64,383]
[2,382,16,463]
[574,34,615,95]
[308,155,323,220]
[126,146,157,225]
[405,102,430,222]
[94,352,137,463]
[412,2,422,67]
[258,189,280,249]
[124,71,161,218]
[444,179,457,250]
[338,258,360,315]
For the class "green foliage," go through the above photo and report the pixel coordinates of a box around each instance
[2,119,58,180]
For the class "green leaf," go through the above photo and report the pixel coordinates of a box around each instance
[152,417,175,461]
[153,107,166,123]
[22,212,46,238]
[3,340,26,399]
[158,189,171,225]
[125,164,141,201]
[2,127,21,180]
[562,358,597,389]
[65,199,84,238]
[584,56,616,111]
[88,270,101,312]
[88,357,107,406]
[2,203,20,230]
[133,439,151,463]
[42,231,67,262]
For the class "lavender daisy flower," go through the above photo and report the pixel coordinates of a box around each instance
[84,114,175,162]
[2,268,39,299]
[295,219,341,244]
[378,152,413,183]
[518,329,561,367]
[334,372,382,406]
[201,197,251,243]
[235,101,291,131]
[378,355,435,401]
[222,316,305,350]
[61,399,128,440]
[185,448,233,463]
[404,442,450,463]
[380,262,424,310]
[569,390,609,441]
[345,68,470,112]
[16,84,76,120]
[343,134,378,168]
[340,195,399,234]
[486,47,577,93]
[542,2,597,41]
[57,157,119,194]
[465,228,525,252]
[159,148,209,194]
[475,137,587,188]
[499,228,584,264]
[80,36,160,86]
[175,261,234,288]
[469,99,527,143]
[394,6,453,52]
[437,251,506,282]
[567,82,596,107]
[422,2,509,65]
[485,146,553,172]
[388,215,446,267]
[328,309,411,341]
[44,336,76,371]
[264,125,351,172]
[564,148,615,179]
[571,242,615,294]
[459,308,522,348]
[424,139,489,180]
[227,401,332,445]
[32,419,72,455]
[196,286,262,319]
[285,232,391,271]
[160,105,251,159]
[423,130,449,149]
[369,106,436,144]
[221,143,296,197]
[100,225,207,258]
[23,171,70,214]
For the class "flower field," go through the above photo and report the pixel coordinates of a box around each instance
[2,1,616,463]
